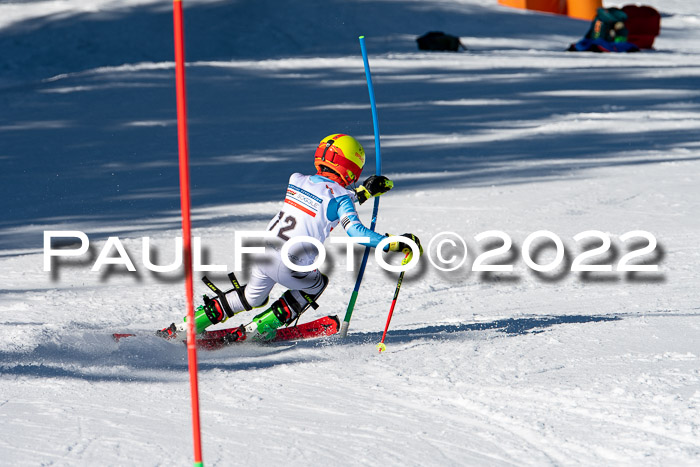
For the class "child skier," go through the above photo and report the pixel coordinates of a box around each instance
[159,133,421,341]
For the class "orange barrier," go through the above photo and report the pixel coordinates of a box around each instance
[567,0,602,20]
[498,0,567,15]
[499,0,603,21]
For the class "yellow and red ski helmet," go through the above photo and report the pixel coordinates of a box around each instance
[314,134,365,186]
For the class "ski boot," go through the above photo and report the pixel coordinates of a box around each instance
[156,322,180,340]
[244,294,299,341]
[155,292,227,339]
[245,276,329,342]
[156,295,227,340]
[156,272,257,339]
[192,283,326,344]
[157,291,294,343]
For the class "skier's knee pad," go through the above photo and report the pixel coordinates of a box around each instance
[201,272,271,315]
[304,272,329,300]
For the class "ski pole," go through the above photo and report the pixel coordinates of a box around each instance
[340,35,382,338]
[376,252,411,353]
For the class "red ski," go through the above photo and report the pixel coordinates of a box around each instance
[198,315,340,350]
[113,315,340,351]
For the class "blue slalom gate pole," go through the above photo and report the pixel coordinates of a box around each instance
[340,36,382,337]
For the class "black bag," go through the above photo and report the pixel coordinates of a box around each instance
[416,31,466,52]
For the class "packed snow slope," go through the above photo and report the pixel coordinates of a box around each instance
[1,0,699,465]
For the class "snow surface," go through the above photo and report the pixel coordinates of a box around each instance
[1,0,699,465]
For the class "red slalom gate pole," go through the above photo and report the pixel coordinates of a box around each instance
[173,1,204,465]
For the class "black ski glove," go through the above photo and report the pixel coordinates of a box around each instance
[356,175,394,204]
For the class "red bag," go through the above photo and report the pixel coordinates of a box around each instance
[622,5,661,49]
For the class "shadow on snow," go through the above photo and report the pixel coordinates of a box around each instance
[0,313,620,382]
[1,1,697,249]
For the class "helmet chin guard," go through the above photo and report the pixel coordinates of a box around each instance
[314,134,365,186]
